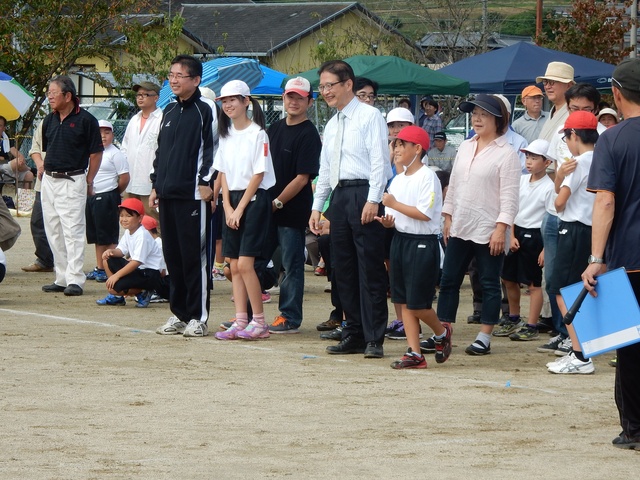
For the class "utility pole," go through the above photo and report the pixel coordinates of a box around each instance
[632,0,637,58]
[536,0,543,39]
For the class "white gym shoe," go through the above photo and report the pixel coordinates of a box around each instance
[183,319,209,337]
[548,352,595,374]
[546,353,574,369]
[156,316,188,335]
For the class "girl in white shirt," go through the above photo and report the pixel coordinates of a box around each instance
[213,80,276,341]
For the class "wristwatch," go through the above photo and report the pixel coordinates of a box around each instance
[273,198,284,210]
[587,255,604,264]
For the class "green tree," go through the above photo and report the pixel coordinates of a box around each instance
[538,0,634,64]
[0,0,184,141]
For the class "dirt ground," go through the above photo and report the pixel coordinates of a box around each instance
[0,215,637,479]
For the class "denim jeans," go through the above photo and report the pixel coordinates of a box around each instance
[437,237,504,325]
[541,212,567,336]
[275,226,305,327]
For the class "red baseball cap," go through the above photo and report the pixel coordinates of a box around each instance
[118,198,145,216]
[141,215,158,231]
[559,110,598,132]
[396,125,430,151]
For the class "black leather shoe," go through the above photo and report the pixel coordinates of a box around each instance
[42,283,65,293]
[364,342,384,358]
[326,335,366,355]
[320,327,342,340]
[63,284,83,296]
[467,311,481,324]
[612,433,640,450]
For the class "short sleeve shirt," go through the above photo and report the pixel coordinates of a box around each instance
[267,119,321,229]
[558,151,593,225]
[387,165,442,235]
[587,117,640,270]
[116,226,164,271]
[43,107,103,171]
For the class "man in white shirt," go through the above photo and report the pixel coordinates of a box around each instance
[121,81,162,220]
[309,60,392,359]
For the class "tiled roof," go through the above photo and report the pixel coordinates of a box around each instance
[179,2,404,56]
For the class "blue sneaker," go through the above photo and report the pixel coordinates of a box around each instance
[86,268,105,280]
[96,294,126,306]
[94,270,108,282]
[135,290,153,308]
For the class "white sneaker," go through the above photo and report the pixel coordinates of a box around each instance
[546,354,574,369]
[266,285,280,295]
[156,316,188,335]
[183,319,209,337]
[548,352,595,374]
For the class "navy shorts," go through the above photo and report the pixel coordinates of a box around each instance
[390,232,439,310]
[548,220,591,295]
[106,257,161,293]
[86,188,121,245]
[502,225,544,287]
[222,188,271,258]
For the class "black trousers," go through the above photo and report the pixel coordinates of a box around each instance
[617,272,640,438]
[159,198,211,324]
[329,184,388,344]
[318,233,342,320]
[30,191,54,268]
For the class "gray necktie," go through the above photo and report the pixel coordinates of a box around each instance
[330,112,344,189]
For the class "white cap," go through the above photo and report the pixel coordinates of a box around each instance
[216,80,250,100]
[284,77,311,97]
[199,86,217,102]
[597,107,618,122]
[386,107,414,125]
[493,94,512,114]
[98,119,113,130]
[520,139,550,158]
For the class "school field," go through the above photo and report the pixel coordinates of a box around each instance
[0,215,637,479]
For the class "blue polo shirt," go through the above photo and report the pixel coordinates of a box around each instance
[587,117,640,271]
[42,105,103,172]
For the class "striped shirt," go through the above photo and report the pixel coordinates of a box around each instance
[313,96,392,210]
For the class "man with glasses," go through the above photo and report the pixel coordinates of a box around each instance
[354,77,378,106]
[121,81,162,221]
[39,75,103,296]
[536,62,575,145]
[513,85,548,143]
[309,60,392,358]
[151,55,216,338]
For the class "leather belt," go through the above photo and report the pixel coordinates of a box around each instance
[336,179,368,188]
[45,169,86,181]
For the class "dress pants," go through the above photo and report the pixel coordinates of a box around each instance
[329,184,388,343]
[41,174,87,288]
[30,191,54,268]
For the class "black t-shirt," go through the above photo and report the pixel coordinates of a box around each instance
[0,135,15,162]
[588,117,640,271]
[267,119,321,228]
[42,106,103,172]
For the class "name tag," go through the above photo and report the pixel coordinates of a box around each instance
[524,234,532,238]
[418,244,426,249]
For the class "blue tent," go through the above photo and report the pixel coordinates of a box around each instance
[438,42,614,95]
[252,65,287,96]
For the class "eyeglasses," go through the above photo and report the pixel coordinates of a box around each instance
[561,130,574,143]
[612,77,623,90]
[356,93,376,101]
[318,80,345,93]
[542,79,556,87]
[135,93,157,99]
[568,105,594,113]
[46,91,63,98]
[168,73,193,81]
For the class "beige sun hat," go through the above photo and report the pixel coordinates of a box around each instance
[536,62,575,84]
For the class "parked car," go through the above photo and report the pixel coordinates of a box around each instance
[80,99,136,145]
